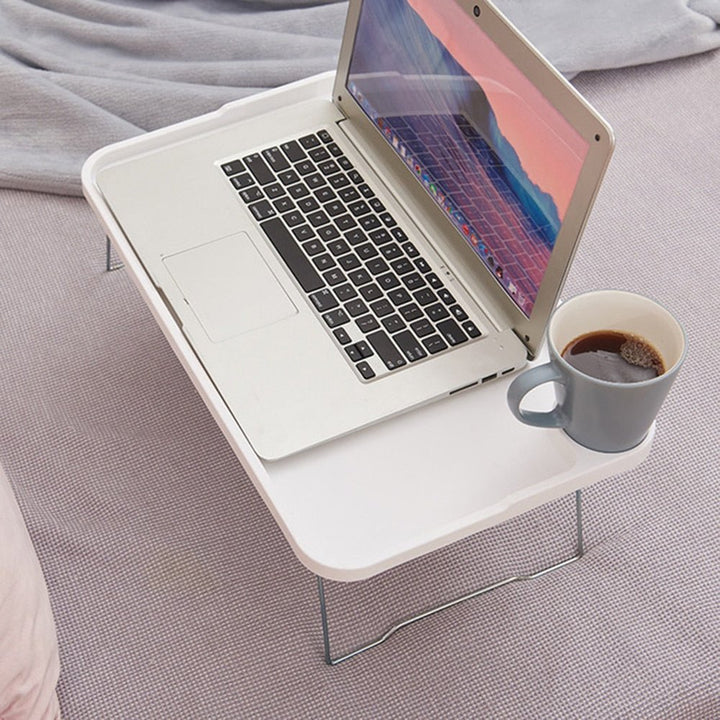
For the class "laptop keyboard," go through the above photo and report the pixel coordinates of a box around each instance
[220,129,481,380]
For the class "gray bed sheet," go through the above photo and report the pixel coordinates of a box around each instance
[1,1,720,717]
[1,0,719,195]
[1,47,719,720]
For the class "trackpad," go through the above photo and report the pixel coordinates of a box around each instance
[163,232,297,342]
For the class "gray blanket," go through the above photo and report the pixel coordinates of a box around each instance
[1,0,718,196]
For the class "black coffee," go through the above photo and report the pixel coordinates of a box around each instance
[561,330,665,383]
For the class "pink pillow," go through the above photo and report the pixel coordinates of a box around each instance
[0,465,61,720]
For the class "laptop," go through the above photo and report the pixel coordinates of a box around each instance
[86,0,614,460]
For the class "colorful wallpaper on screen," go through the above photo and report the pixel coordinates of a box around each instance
[347,0,588,315]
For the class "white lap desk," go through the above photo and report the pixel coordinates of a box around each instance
[83,72,652,585]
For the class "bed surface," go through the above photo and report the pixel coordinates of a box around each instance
[1,2,719,717]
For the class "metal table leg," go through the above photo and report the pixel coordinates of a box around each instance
[317,488,585,665]
[105,236,124,272]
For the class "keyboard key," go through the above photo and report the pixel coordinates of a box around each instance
[344,299,368,317]
[314,186,336,203]
[394,330,428,362]
[292,224,314,242]
[335,283,358,302]
[422,334,448,354]
[356,242,378,261]
[338,254,361,271]
[377,272,400,290]
[323,308,349,328]
[318,160,341,176]
[324,200,346,217]
[312,253,335,271]
[337,156,353,171]
[369,229,392,245]
[260,217,323,293]
[282,210,304,227]
[309,146,331,162]
[380,242,403,259]
[402,272,426,291]
[369,298,393,317]
[333,327,352,345]
[392,227,409,242]
[426,272,444,289]
[359,215,381,231]
[297,196,320,213]
[323,268,346,286]
[281,139,307,161]
[262,147,290,172]
[357,183,375,198]
[367,258,390,276]
[390,258,414,275]
[348,200,371,216]
[367,331,406,370]
[301,238,323,256]
[328,173,351,189]
[231,173,254,190]
[356,314,380,333]
[306,173,327,189]
[221,159,245,176]
[344,229,367,245]
[462,320,482,338]
[398,303,423,322]
[277,169,300,186]
[387,288,411,306]
[355,340,373,358]
[335,214,357,231]
[298,134,321,150]
[240,186,263,203]
[381,314,406,334]
[326,142,343,156]
[348,268,372,286]
[348,169,364,184]
[345,344,362,362]
[317,129,333,144]
[450,304,469,321]
[369,197,386,213]
[243,153,275,185]
[402,241,419,257]
[438,288,452,304]
[308,210,330,228]
[338,186,361,202]
[327,239,350,256]
[287,183,310,199]
[295,160,316,176]
[426,303,450,322]
[310,288,338,312]
[249,199,276,221]
[356,361,376,380]
[380,212,397,227]
[264,182,286,199]
[272,196,294,213]
[318,225,340,241]
[410,318,434,337]
[414,257,432,273]
[436,318,468,346]
[359,283,383,301]
[413,288,437,306]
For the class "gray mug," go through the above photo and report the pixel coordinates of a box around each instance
[507,290,686,452]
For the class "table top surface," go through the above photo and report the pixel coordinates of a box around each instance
[84,72,653,582]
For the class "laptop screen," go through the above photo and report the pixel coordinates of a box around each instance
[346,0,589,317]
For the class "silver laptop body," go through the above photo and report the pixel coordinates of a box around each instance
[90,0,614,459]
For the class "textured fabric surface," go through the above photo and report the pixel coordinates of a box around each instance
[1,52,719,720]
[0,465,61,720]
[1,0,719,196]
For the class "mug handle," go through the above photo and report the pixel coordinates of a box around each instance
[507,363,567,428]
